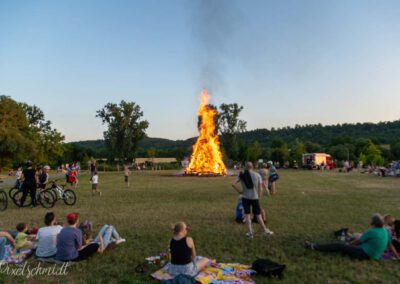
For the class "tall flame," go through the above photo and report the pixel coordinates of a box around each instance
[185,89,227,176]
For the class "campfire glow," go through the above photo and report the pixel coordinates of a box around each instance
[185,89,227,176]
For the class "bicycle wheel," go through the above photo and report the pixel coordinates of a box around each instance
[0,190,7,211]
[63,189,76,206]
[8,186,18,199]
[38,190,55,208]
[12,191,31,207]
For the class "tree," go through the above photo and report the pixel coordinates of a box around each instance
[96,100,149,162]
[0,96,34,168]
[359,139,384,166]
[218,103,246,160]
[19,103,65,165]
[245,141,262,162]
[270,143,290,165]
[290,139,306,165]
[390,141,400,160]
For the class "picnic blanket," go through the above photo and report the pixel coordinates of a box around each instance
[1,245,31,264]
[151,260,255,284]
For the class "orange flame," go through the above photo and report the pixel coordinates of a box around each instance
[185,89,227,176]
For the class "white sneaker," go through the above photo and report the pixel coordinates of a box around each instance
[263,229,274,235]
[116,238,126,245]
[245,232,254,239]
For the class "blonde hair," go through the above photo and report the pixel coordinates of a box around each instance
[172,222,187,235]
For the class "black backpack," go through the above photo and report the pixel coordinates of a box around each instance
[252,258,286,279]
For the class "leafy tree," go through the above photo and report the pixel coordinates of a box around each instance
[245,141,262,162]
[270,143,290,165]
[0,96,35,168]
[359,139,384,166]
[218,103,246,160]
[19,103,65,165]
[290,139,306,165]
[96,100,149,162]
[390,141,400,160]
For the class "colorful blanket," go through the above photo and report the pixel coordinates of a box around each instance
[1,245,31,264]
[151,260,255,284]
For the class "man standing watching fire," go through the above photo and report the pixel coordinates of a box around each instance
[232,162,274,238]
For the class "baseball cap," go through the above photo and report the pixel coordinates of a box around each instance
[66,212,78,223]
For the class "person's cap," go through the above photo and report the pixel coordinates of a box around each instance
[26,160,33,167]
[43,165,50,170]
[267,161,273,165]
[66,213,78,222]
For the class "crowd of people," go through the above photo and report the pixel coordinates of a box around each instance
[0,212,126,262]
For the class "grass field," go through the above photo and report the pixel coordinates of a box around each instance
[1,170,400,283]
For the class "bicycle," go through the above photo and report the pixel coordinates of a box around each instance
[46,180,77,206]
[11,184,55,208]
[0,181,8,211]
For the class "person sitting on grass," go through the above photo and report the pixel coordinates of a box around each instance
[79,221,126,253]
[35,212,63,258]
[167,222,209,277]
[0,231,16,260]
[14,223,35,251]
[305,213,396,260]
[56,213,99,261]
[391,220,400,252]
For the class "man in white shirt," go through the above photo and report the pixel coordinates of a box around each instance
[35,212,63,258]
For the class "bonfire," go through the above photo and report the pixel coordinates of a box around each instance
[185,89,227,176]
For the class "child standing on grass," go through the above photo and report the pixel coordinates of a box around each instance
[91,171,101,196]
[235,195,245,223]
[124,165,131,188]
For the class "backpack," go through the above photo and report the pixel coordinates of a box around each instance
[251,258,286,279]
[39,172,47,184]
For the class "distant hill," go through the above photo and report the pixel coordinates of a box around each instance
[69,120,400,153]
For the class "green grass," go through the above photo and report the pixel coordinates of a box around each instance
[1,170,400,283]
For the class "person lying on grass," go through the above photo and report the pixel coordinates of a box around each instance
[305,213,399,260]
[167,222,209,277]
[79,221,126,253]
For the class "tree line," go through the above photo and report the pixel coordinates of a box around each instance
[2,94,399,169]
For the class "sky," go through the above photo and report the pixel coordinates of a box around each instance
[1,0,400,142]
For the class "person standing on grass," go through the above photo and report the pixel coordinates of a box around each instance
[167,222,210,277]
[258,163,270,195]
[91,171,101,196]
[124,165,131,188]
[267,161,278,195]
[232,162,274,238]
[90,160,96,178]
[20,161,37,208]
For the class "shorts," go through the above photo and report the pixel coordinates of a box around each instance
[168,262,197,277]
[92,184,97,190]
[124,176,128,182]
[242,198,261,215]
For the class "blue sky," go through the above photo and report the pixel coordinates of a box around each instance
[1,0,400,142]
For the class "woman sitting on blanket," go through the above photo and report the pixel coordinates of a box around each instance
[79,221,126,254]
[168,222,209,277]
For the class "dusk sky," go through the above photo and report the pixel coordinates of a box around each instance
[1,0,399,142]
